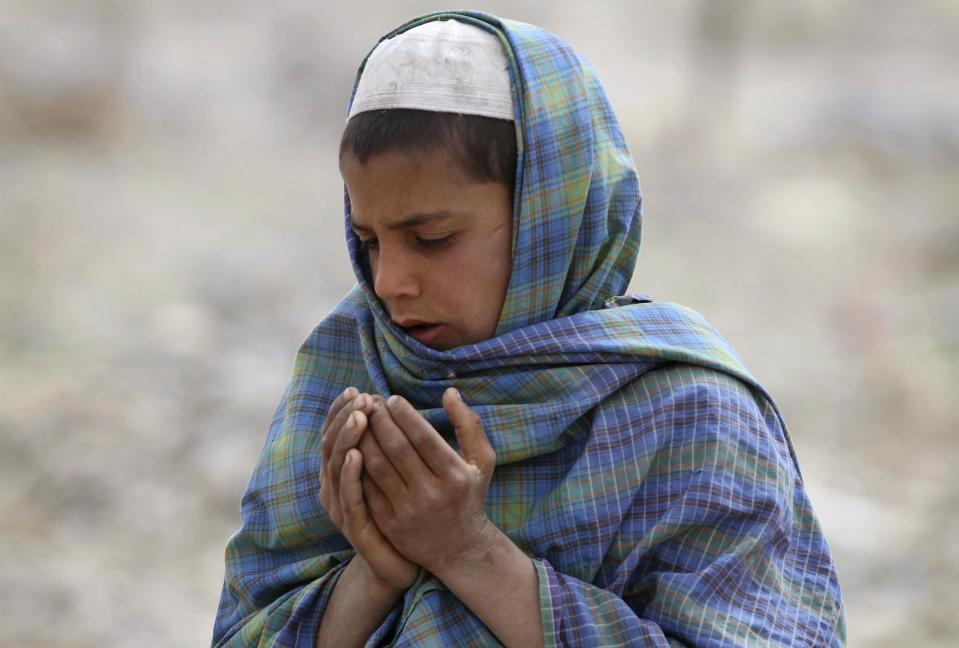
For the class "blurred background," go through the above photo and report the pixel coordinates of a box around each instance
[1,0,956,645]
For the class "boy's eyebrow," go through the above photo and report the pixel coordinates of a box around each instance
[349,211,456,231]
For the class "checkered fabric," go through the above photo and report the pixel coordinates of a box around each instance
[212,11,845,647]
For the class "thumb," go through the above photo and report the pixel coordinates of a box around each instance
[443,388,495,471]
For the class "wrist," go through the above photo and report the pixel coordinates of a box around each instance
[428,519,502,580]
[318,553,408,648]
[425,526,543,648]
[349,553,408,599]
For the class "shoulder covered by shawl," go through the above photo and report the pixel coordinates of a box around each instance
[530,363,845,646]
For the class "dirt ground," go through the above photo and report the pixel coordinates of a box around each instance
[1,1,957,645]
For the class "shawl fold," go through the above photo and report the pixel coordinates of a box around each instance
[212,10,845,647]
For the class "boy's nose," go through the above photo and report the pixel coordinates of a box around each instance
[372,248,421,302]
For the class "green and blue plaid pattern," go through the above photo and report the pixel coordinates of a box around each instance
[213,11,845,647]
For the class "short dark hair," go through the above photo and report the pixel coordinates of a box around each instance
[339,109,517,192]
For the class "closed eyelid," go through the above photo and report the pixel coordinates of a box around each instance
[349,221,371,234]
[416,234,454,248]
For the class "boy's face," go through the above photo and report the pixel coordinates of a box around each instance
[341,149,513,350]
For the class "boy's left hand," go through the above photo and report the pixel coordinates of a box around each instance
[358,388,498,575]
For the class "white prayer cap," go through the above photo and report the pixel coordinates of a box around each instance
[348,19,514,121]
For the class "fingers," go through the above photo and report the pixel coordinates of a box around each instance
[385,395,462,476]
[320,389,378,528]
[329,409,368,490]
[358,428,408,502]
[362,473,394,525]
[326,393,377,488]
[322,387,358,438]
[339,449,368,530]
[321,387,359,465]
[443,388,496,472]
[368,402,435,486]
[322,391,381,456]
[320,388,357,526]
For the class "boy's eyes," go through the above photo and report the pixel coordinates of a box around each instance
[357,234,454,251]
[415,234,454,249]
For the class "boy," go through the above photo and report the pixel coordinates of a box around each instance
[213,12,845,647]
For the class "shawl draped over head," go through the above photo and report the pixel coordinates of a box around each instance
[213,11,845,647]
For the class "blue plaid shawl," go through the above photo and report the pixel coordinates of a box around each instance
[213,11,845,647]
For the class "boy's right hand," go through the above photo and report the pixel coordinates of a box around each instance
[319,388,418,591]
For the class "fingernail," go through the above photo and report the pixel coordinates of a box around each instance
[343,387,357,398]
[387,394,399,407]
[345,412,356,429]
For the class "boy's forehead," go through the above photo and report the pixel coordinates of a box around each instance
[341,148,472,195]
[342,147,512,231]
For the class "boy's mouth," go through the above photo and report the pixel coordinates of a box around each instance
[394,318,446,346]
